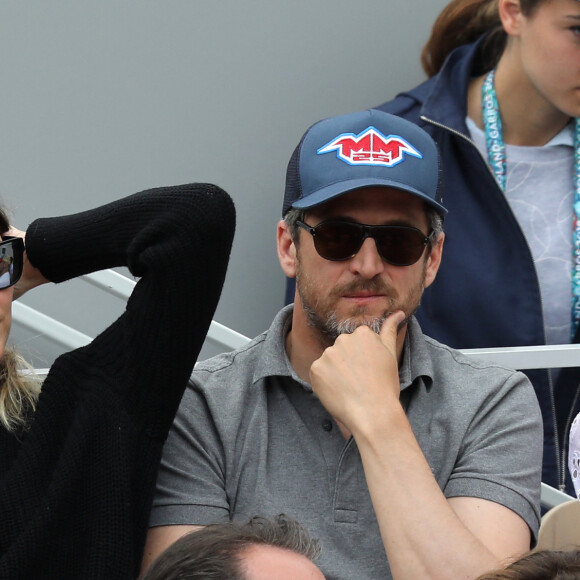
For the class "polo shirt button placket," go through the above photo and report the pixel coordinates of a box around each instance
[322,419,333,432]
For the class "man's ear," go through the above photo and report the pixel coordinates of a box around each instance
[277,220,297,278]
[423,232,444,289]
[498,0,524,36]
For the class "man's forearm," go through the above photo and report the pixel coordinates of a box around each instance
[353,406,525,580]
[309,317,531,579]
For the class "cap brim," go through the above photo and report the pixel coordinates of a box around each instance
[291,177,447,214]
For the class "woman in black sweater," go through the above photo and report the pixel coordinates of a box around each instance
[0,183,235,579]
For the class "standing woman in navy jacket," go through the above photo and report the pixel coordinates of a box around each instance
[0,183,235,578]
[376,0,580,494]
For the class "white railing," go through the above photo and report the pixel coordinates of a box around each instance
[458,344,580,370]
[13,270,251,352]
[17,269,580,365]
[12,269,578,509]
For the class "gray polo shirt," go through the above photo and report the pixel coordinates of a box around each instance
[151,306,542,580]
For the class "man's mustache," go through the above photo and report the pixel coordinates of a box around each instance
[332,278,398,298]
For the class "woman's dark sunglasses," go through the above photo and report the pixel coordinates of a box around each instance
[0,236,24,289]
[296,219,433,266]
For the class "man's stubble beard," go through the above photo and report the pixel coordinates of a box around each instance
[295,259,426,348]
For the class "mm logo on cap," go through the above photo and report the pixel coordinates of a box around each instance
[317,126,422,167]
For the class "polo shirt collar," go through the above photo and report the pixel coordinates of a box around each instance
[253,304,300,384]
[399,316,434,392]
[253,305,434,392]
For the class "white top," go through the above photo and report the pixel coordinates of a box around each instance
[466,117,575,347]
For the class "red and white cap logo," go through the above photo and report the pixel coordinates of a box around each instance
[317,126,422,167]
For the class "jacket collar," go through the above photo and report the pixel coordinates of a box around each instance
[419,38,486,135]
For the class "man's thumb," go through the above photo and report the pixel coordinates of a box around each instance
[380,310,406,343]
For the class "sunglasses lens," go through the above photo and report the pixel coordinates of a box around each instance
[375,228,426,266]
[308,221,428,265]
[0,238,23,289]
[312,222,363,261]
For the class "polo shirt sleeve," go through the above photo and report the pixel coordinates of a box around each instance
[149,374,230,527]
[443,369,543,541]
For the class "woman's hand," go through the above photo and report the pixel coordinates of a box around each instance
[6,226,49,300]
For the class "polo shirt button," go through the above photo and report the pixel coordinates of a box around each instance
[322,419,333,432]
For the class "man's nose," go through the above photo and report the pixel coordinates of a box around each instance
[348,236,385,278]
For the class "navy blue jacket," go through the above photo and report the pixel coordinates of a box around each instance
[375,39,580,493]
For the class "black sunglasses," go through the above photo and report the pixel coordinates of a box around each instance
[0,236,24,289]
[296,219,433,266]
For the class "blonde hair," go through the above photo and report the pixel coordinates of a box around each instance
[0,349,42,432]
[0,200,42,433]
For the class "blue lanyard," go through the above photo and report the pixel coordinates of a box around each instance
[482,69,580,341]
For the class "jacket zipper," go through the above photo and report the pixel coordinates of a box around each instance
[561,383,580,490]
[420,114,563,489]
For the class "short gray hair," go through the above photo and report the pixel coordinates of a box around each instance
[425,203,444,245]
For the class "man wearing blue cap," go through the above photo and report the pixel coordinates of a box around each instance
[143,111,542,580]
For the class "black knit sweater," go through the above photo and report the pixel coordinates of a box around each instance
[0,184,235,579]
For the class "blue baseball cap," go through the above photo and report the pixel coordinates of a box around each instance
[282,109,446,216]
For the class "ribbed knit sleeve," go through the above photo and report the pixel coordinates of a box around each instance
[27,184,234,425]
[0,183,235,579]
